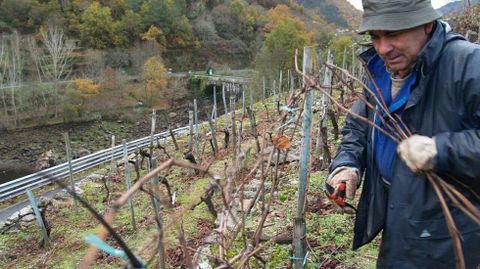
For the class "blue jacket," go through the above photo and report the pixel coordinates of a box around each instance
[330,22,480,268]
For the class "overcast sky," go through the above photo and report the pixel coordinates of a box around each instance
[347,0,459,10]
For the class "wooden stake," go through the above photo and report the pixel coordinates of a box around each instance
[110,135,116,174]
[249,85,254,108]
[262,76,266,100]
[222,84,228,117]
[351,44,356,79]
[242,85,246,115]
[279,70,283,93]
[194,99,200,153]
[230,95,237,156]
[188,110,193,152]
[247,107,260,154]
[162,111,179,151]
[148,158,166,269]
[287,69,291,92]
[213,85,218,120]
[63,132,77,208]
[149,109,156,159]
[208,115,218,154]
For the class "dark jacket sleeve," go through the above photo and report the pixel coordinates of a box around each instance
[329,98,370,177]
[433,44,480,183]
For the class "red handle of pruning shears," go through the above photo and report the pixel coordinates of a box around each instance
[326,182,347,207]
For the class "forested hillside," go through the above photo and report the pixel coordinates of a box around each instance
[298,0,361,29]
[0,0,360,70]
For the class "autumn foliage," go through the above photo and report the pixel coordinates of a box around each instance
[74,79,101,98]
[255,4,314,82]
[62,79,101,121]
[142,56,169,108]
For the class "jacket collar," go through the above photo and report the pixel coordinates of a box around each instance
[414,21,447,77]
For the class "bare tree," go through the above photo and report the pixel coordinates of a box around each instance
[27,36,45,83]
[26,36,49,114]
[41,25,75,118]
[83,49,105,79]
[165,77,188,109]
[0,32,23,127]
[7,32,22,127]
[0,38,8,124]
[130,40,162,74]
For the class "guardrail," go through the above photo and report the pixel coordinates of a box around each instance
[0,126,190,203]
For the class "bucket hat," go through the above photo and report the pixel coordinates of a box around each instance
[358,0,442,34]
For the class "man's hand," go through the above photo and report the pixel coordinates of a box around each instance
[327,167,358,200]
[397,134,437,172]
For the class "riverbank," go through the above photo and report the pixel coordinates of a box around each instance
[0,100,216,181]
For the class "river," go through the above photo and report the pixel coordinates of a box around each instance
[0,166,31,185]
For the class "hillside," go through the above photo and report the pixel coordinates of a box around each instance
[437,0,480,15]
[298,0,361,29]
[0,0,360,71]
[0,0,363,132]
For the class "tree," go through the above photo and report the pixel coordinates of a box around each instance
[170,16,195,47]
[101,0,129,20]
[0,37,9,125]
[41,25,75,82]
[165,77,187,109]
[99,66,118,91]
[26,35,49,117]
[142,56,168,108]
[141,0,186,35]
[27,36,44,83]
[0,0,48,33]
[130,40,161,74]
[315,28,335,50]
[328,35,354,66]
[0,32,23,127]
[141,25,166,48]
[64,79,101,119]
[79,2,122,49]
[264,4,304,32]
[212,1,260,43]
[192,16,217,43]
[126,0,143,12]
[82,49,105,78]
[41,25,75,118]
[140,0,192,47]
[118,9,144,45]
[212,4,236,39]
[255,5,312,81]
[75,79,101,98]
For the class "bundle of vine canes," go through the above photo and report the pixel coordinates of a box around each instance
[295,52,480,269]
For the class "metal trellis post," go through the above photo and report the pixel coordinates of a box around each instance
[122,139,136,230]
[27,189,50,246]
[294,46,314,269]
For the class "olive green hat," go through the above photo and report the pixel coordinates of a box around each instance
[358,0,442,34]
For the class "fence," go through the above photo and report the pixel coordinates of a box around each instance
[0,126,189,202]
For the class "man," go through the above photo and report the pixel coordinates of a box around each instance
[327,0,480,268]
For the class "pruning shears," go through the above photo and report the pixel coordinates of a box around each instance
[325,182,357,214]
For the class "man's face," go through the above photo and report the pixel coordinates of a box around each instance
[369,24,433,77]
